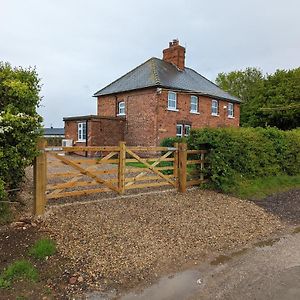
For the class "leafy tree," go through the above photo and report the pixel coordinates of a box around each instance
[0,62,42,200]
[216,67,300,129]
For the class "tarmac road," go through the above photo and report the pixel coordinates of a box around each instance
[190,230,300,300]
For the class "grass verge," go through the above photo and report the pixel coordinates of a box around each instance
[29,238,56,260]
[228,174,300,200]
[0,260,38,288]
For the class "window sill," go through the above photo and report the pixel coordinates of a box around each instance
[190,111,200,114]
[76,140,86,143]
[211,114,219,117]
[117,114,126,117]
[228,116,235,119]
[168,108,179,112]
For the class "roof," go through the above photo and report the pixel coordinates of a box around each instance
[63,115,124,121]
[94,57,240,102]
[44,127,65,136]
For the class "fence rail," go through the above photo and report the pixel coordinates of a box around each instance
[33,141,208,215]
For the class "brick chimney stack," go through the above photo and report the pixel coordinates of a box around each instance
[163,39,186,70]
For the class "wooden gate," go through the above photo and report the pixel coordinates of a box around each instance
[33,141,207,215]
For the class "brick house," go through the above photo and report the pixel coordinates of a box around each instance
[64,40,240,147]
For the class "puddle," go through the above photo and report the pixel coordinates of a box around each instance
[210,248,248,266]
[120,269,202,300]
[254,237,280,248]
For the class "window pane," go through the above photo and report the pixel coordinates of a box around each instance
[168,92,177,109]
[118,101,125,115]
[191,96,198,112]
[176,124,183,137]
[212,100,218,115]
[184,125,191,136]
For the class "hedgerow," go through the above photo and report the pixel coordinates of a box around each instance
[188,127,300,192]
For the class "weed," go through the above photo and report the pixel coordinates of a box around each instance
[0,259,38,288]
[29,238,56,260]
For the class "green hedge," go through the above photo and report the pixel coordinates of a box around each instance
[188,127,300,192]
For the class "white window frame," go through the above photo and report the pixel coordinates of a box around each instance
[168,91,178,111]
[227,102,234,118]
[190,96,199,113]
[176,124,183,137]
[184,125,191,136]
[211,99,219,116]
[77,122,86,142]
[118,101,126,116]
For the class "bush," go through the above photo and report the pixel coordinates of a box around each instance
[0,62,42,200]
[188,127,300,192]
[29,238,56,259]
[160,136,186,148]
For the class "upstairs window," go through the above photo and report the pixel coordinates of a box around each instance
[78,122,86,141]
[190,96,198,113]
[168,91,177,110]
[211,99,219,116]
[118,101,125,116]
[228,103,234,118]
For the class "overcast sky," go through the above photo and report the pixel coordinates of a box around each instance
[1,0,299,127]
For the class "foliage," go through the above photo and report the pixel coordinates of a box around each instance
[45,136,63,146]
[29,238,56,259]
[159,136,186,148]
[0,260,38,288]
[188,127,300,192]
[215,67,300,130]
[0,62,42,200]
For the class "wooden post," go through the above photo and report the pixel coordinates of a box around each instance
[118,141,126,194]
[178,143,187,193]
[173,142,179,187]
[200,152,205,181]
[34,139,47,216]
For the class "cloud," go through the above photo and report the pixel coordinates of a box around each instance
[1,0,299,126]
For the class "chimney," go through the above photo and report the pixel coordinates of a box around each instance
[163,39,186,70]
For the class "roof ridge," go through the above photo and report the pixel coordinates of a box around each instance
[150,57,161,85]
[93,57,155,97]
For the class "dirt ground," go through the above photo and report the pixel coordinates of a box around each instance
[0,222,77,300]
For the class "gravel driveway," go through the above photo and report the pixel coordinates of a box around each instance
[43,189,283,294]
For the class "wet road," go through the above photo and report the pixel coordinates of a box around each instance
[117,230,300,300]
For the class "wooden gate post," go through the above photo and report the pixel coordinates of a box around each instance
[118,141,126,194]
[173,142,179,188]
[34,139,47,216]
[178,143,187,193]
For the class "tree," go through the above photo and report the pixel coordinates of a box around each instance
[215,67,300,129]
[0,62,42,200]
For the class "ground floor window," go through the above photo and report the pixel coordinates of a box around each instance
[227,102,234,118]
[176,123,191,137]
[78,122,86,141]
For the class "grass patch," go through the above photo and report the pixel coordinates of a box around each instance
[29,238,56,260]
[229,174,300,200]
[0,260,38,288]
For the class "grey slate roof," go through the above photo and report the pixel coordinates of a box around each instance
[94,57,240,102]
[44,127,65,136]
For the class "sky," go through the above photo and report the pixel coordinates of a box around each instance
[1,0,299,127]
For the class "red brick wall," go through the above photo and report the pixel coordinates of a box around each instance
[64,118,125,147]
[97,88,240,146]
[156,90,240,143]
[97,88,158,147]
